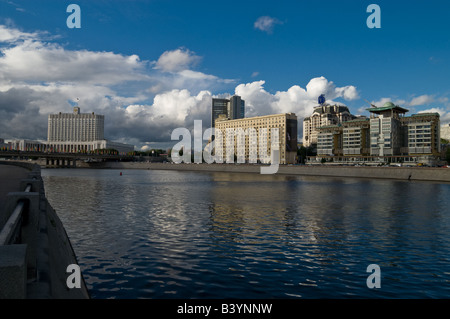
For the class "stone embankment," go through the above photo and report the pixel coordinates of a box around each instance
[87,162,450,183]
[0,161,89,299]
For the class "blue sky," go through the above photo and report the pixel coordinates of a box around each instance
[1,0,449,149]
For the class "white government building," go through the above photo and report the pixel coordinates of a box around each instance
[7,107,134,154]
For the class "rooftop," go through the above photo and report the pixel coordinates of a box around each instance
[367,102,409,114]
[411,112,440,117]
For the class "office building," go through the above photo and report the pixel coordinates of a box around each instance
[0,138,10,150]
[317,125,342,156]
[48,106,104,142]
[402,113,441,155]
[303,96,356,147]
[317,118,371,156]
[211,95,245,127]
[214,113,298,164]
[342,118,371,156]
[368,102,408,156]
[44,107,134,154]
[314,101,441,164]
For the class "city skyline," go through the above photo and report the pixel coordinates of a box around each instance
[1,0,449,151]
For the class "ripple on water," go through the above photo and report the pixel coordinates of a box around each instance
[41,169,450,299]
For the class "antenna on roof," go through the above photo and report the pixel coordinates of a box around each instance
[364,99,377,108]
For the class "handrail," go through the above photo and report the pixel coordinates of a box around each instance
[0,183,32,245]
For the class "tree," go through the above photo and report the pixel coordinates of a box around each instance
[297,145,316,163]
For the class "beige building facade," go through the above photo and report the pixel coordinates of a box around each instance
[215,113,298,164]
[303,103,355,147]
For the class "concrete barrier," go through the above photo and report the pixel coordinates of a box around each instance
[93,162,450,183]
[0,162,89,299]
[0,245,27,299]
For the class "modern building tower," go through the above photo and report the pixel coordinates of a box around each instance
[211,95,245,127]
[368,102,408,156]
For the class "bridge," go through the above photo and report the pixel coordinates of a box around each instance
[0,151,134,168]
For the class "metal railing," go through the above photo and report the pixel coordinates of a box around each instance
[0,183,32,245]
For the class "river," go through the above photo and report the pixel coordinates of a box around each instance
[41,168,450,299]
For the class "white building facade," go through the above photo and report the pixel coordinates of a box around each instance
[48,106,104,142]
[44,107,134,154]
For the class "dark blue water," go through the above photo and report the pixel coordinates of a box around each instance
[41,168,450,299]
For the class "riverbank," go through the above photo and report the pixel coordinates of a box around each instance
[0,161,89,298]
[79,161,450,183]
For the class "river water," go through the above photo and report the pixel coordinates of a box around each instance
[41,168,450,299]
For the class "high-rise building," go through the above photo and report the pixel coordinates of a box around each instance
[342,118,371,156]
[211,98,229,128]
[214,113,298,164]
[228,95,245,120]
[211,95,245,127]
[368,102,408,156]
[303,99,355,147]
[48,107,104,142]
[314,101,441,163]
[44,107,134,154]
[316,118,371,156]
[401,112,441,155]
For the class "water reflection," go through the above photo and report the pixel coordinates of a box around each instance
[41,168,450,298]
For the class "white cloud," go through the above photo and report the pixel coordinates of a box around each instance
[370,97,407,108]
[419,107,450,124]
[305,76,359,101]
[154,48,201,72]
[0,39,148,85]
[0,25,229,148]
[149,48,234,94]
[408,94,434,106]
[0,25,38,42]
[254,16,283,34]
[235,77,360,135]
[0,24,365,149]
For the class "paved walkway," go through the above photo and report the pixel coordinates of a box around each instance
[0,164,30,217]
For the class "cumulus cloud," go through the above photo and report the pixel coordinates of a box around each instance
[150,48,234,94]
[0,24,38,42]
[409,94,434,106]
[0,24,364,149]
[0,25,230,148]
[254,16,283,34]
[114,89,212,143]
[0,40,148,85]
[376,97,405,106]
[154,48,201,72]
[235,77,360,139]
[418,107,450,124]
